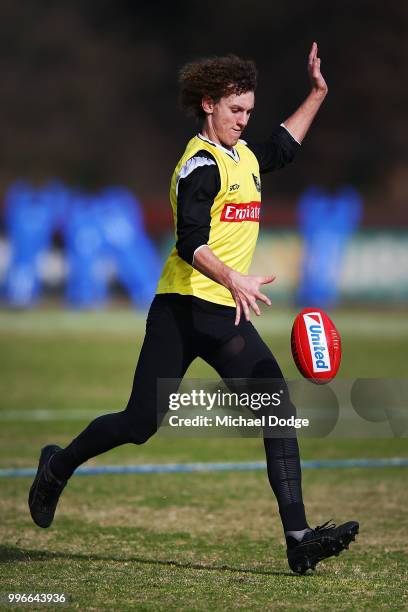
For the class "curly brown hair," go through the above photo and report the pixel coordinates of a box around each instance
[179,54,258,120]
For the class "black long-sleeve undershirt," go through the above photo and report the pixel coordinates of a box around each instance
[247,124,300,174]
[176,151,220,264]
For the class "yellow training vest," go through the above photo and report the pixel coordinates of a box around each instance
[156,135,261,307]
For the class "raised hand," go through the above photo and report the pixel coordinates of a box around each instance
[308,42,328,95]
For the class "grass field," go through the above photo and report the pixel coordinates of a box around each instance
[1,307,407,610]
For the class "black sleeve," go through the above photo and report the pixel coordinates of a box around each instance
[246,125,300,174]
[176,150,220,266]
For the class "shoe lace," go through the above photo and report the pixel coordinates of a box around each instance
[37,470,63,506]
[315,520,336,531]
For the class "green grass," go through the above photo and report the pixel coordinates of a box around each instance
[0,307,407,610]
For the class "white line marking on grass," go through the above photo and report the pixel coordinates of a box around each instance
[1,458,407,478]
[1,310,408,337]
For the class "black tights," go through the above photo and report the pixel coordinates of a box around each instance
[51,294,308,531]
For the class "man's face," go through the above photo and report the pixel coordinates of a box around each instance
[203,90,255,148]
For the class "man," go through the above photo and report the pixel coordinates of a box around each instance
[29,43,358,574]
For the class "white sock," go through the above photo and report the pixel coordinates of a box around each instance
[285,528,312,541]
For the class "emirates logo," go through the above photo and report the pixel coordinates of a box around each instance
[220,202,260,222]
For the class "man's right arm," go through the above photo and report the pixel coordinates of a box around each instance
[192,246,274,325]
[175,151,219,264]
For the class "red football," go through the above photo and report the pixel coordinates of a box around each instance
[291,308,342,384]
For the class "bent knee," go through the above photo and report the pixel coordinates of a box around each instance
[126,418,158,445]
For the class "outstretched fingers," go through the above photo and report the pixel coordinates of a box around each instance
[250,298,261,317]
[308,41,318,65]
[259,276,275,306]
[233,275,276,325]
[260,275,276,286]
[242,297,251,322]
[234,294,259,326]
[234,300,241,326]
[255,291,272,307]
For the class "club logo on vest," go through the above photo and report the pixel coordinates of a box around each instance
[252,173,261,193]
[229,183,240,192]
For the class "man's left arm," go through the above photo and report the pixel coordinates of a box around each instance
[283,41,328,144]
[247,42,328,174]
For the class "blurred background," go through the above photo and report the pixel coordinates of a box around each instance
[1,7,407,603]
[0,0,408,592]
[0,0,407,308]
